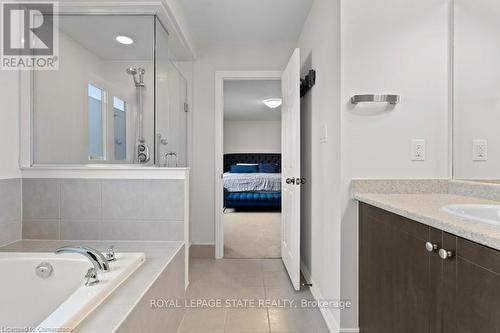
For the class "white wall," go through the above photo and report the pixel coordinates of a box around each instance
[223,120,281,154]
[297,0,451,330]
[453,0,500,179]
[296,0,342,329]
[190,43,294,244]
[0,71,21,179]
[340,0,451,329]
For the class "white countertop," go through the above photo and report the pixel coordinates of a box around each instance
[0,240,184,333]
[355,192,500,251]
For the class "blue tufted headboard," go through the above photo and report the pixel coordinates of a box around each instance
[224,153,281,172]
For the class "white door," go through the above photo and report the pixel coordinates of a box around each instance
[281,48,301,291]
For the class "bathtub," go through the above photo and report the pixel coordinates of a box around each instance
[0,251,145,332]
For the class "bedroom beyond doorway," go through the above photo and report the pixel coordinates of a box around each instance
[222,79,282,259]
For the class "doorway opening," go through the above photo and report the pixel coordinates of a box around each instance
[222,79,282,258]
[215,53,301,290]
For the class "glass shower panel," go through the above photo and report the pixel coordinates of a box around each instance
[32,15,155,165]
[155,18,188,167]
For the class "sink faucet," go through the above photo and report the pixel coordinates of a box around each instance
[55,245,110,272]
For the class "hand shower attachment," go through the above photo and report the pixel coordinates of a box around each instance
[126,67,149,163]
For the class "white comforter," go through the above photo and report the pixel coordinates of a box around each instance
[223,172,281,192]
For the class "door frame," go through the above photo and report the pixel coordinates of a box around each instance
[214,70,283,259]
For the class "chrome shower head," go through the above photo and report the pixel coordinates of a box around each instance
[126,67,145,87]
[126,67,137,75]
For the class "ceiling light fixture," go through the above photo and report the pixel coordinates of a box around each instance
[263,98,282,109]
[115,35,134,45]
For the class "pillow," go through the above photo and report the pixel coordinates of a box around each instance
[230,164,258,173]
[259,163,279,173]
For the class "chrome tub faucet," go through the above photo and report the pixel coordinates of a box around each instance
[55,246,111,286]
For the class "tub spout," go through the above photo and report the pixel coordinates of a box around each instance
[55,246,110,272]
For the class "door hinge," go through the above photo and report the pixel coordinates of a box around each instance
[184,102,189,112]
[300,69,316,98]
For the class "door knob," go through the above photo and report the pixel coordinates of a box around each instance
[286,178,296,184]
[438,248,453,260]
[425,242,438,252]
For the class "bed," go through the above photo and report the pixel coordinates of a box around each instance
[223,153,281,210]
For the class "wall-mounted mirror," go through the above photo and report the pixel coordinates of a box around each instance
[453,0,500,182]
[31,14,188,167]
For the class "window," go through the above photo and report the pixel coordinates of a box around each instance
[113,96,127,160]
[88,84,105,160]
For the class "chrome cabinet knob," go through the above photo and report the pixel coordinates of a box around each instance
[425,242,438,252]
[438,248,453,260]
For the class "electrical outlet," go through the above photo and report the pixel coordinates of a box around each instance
[411,139,426,161]
[473,139,488,161]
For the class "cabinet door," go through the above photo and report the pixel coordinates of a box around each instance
[429,231,457,333]
[455,238,500,333]
[359,203,395,333]
[391,213,431,333]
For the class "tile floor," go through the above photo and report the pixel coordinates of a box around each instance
[177,258,329,333]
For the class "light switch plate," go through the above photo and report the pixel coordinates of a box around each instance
[320,124,328,143]
[411,139,426,161]
[473,139,487,161]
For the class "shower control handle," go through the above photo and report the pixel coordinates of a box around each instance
[137,143,150,163]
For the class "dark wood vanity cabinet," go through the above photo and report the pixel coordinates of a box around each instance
[359,202,500,333]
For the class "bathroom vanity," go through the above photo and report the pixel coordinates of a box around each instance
[358,197,500,333]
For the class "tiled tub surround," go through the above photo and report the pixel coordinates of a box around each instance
[22,179,185,241]
[352,179,500,251]
[0,240,185,333]
[0,178,22,246]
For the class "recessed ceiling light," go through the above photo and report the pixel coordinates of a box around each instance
[115,35,134,45]
[263,98,282,109]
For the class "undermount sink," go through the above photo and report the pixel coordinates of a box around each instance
[442,204,500,226]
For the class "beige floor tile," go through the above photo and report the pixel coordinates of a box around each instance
[263,270,293,288]
[179,259,328,333]
[268,308,324,333]
[177,308,226,333]
[264,285,315,305]
[224,308,270,332]
[213,259,263,275]
[193,269,264,289]
[187,280,266,300]
[261,259,285,272]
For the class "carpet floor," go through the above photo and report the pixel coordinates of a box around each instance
[223,211,281,259]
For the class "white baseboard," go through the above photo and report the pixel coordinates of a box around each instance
[300,261,360,333]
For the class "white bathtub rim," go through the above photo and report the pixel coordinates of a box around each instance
[35,252,145,332]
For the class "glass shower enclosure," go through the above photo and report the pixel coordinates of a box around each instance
[31,14,188,167]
